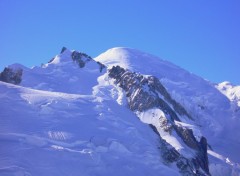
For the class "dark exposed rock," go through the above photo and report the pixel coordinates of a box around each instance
[108,65,210,176]
[175,125,199,150]
[48,57,55,64]
[150,125,207,176]
[149,125,180,163]
[0,67,23,85]
[61,46,67,54]
[108,66,185,121]
[47,47,67,64]
[174,125,210,175]
[197,137,209,174]
[159,114,173,132]
[71,50,106,72]
[147,76,192,119]
[71,51,92,68]
[97,61,106,73]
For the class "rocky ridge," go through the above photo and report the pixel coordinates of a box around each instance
[108,65,210,175]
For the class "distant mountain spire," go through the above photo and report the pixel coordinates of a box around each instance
[60,46,67,54]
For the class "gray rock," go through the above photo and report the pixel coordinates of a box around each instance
[60,46,67,54]
[108,65,210,176]
[150,125,208,176]
[71,50,106,72]
[108,66,183,121]
[0,67,23,85]
[71,51,92,68]
[96,61,106,73]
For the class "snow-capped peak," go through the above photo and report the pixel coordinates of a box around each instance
[217,81,240,107]
[95,47,182,80]
[47,47,73,65]
[0,47,105,94]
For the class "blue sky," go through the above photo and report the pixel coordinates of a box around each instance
[0,0,239,84]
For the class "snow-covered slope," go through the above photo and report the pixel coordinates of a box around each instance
[14,49,104,94]
[217,81,240,108]
[216,81,240,124]
[0,47,239,176]
[96,47,240,161]
[95,48,240,175]
[217,82,240,101]
[0,81,179,176]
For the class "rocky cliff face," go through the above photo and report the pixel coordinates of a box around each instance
[0,67,23,85]
[108,65,210,175]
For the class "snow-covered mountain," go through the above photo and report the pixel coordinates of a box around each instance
[216,81,240,118]
[0,47,239,176]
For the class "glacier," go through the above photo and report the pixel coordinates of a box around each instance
[0,47,239,176]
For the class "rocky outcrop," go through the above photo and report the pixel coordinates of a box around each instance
[197,137,209,174]
[108,65,190,121]
[150,125,208,176]
[60,46,67,54]
[71,50,106,72]
[96,61,106,73]
[71,51,92,68]
[108,65,210,175]
[0,67,23,85]
[175,125,209,174]
[147,76,192,120]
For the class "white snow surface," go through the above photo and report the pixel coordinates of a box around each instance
[136,109,196,159]
[217,81,240,107]
[0,47,240,175]
[15,49,102,95]
[0,82,179,176]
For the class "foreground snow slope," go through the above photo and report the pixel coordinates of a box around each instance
[0,81,180,176]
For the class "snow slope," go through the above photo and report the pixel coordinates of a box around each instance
[217,82,240,103]
[11,49,103,94]
[95,47,240,173]
[0,47,239,175]
[217,81,240,112]
[0,81,179,176]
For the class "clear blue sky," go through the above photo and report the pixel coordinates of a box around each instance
[0,0,239,84]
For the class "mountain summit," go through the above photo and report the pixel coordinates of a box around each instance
[0,47,239,176]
